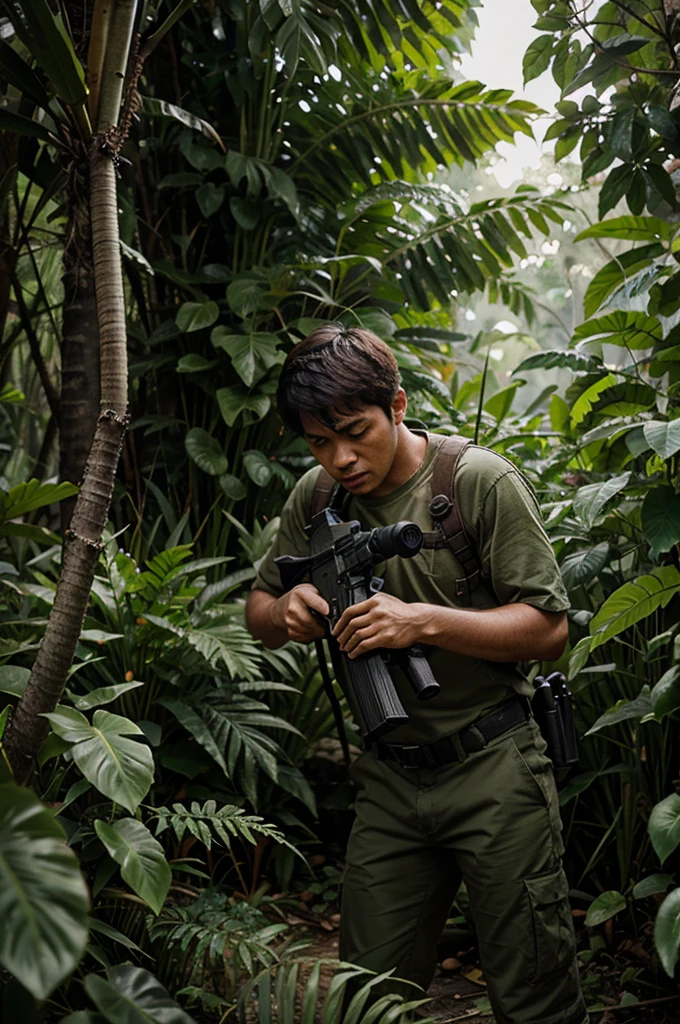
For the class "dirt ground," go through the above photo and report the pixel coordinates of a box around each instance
[294,925,680,1024]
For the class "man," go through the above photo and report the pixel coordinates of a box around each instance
[246,325,588,1024]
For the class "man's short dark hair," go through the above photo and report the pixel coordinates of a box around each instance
[277,325,401,435]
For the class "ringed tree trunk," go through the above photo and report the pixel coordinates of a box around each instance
[59,145,101,528]
[60,239,100,531]
[3,0,137,782]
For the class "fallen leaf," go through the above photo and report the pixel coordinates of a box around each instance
[440,957,461,971]
[462,967,486,986]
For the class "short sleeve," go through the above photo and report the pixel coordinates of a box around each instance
[251,466,321,596]
[458,449,570,612]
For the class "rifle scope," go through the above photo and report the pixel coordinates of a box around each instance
[367,522,423,561]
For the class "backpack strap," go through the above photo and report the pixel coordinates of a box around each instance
[311,469,340,518]
[421,435,484,599]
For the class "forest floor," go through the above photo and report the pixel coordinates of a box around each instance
[293,924,680,1024]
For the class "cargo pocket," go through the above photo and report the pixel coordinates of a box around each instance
[524,862,575,985]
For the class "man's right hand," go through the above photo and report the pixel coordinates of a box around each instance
[271,584,330,643]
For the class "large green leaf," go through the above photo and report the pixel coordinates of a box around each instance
[585,890,626,927]
[0,40,50,108]
[43,707,154,813]
[195,183,225,217]
[575,215,673,242]
[142,97,222,147]
[94,819,171,915]
[560,543,609,590]
[632,874,673,899]
[573,310,662,350]
[585,686,652,736]
[216,385,271,427]
[243,450,274,487]
[211,328,282,386]
[68,681,144,712]
[0,109,56,143]
[582,244,664,318]
[0,479,79,526]
[572,473,630,530]
[85,965,197,1024]
[0,784,89,999]
[175,301,219,333]
[0,665,31,697]
[651,666,680,719]
[226,274,272,317]
[522,34,554,84]
[641,486,680,557]
[655,888,680,977]
[184,428,228,476]
[588,566,680,651]
[483,381,523,423]
[9,0,87,108]
[648,794,680,865]
[643,420,680,459]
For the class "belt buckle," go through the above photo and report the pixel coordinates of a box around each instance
[394,744,422,769]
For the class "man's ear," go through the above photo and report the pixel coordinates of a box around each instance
[391,388,408,425]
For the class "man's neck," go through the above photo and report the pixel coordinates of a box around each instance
[370,426,428,497]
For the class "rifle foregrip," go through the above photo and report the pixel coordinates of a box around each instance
[346,652,409,742]
[403,646,440,701]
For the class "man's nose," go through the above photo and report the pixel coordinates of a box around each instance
[333,442,357,470]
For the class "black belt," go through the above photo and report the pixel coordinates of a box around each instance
[372,696,531,770]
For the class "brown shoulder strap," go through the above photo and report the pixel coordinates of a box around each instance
[311,469,340,518]
[422,435,482,581]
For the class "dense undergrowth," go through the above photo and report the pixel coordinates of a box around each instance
[1,0,680,1020]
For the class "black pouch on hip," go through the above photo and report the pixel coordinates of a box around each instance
[531,671,579,769]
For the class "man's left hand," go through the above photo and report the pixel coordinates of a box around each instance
[332,593,423,657]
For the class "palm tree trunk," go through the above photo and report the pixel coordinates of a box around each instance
[60,240,100,530]
[3,0,137,782]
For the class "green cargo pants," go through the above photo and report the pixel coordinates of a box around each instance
[339,719,588,1024]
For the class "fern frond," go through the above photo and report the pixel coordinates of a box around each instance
[154,800,298,855]
[238,958,437,1024]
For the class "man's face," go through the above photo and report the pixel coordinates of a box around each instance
[300,395,405,498]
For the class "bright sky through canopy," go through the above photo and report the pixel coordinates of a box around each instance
[458,0,561,187]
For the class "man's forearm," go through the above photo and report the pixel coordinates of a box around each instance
[245,589,289,649]
[414,602,567,662]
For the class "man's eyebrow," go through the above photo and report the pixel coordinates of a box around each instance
[303,417,366,439]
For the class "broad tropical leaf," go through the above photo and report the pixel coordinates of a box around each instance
[0,784,89,999]
[572,474,630,530]
[560,543,609,590]
[94,819,171,915]
[585,890,626,927]
[0,665,30,697]
[655,888,680,977]
[588,567,680,651]
[585,686,653,736]
[84,964,197,1023]
[0,479,79,525]
[648,794,680,865]
[651,666,680,719]
[641,487,680,557]
[643,420,680,459]
[185,428,229,476]
[44,707,154,813]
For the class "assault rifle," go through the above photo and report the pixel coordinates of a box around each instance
[276,508,440,743]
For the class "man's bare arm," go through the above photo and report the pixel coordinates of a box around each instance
[332,593,567,663]
[246,585,330,649]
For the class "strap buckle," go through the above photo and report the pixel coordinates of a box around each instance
[393,744,424,769]
[429,493,453,520]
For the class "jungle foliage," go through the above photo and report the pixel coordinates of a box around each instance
[1,0,680,1018]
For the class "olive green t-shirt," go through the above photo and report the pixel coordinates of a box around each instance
[253,433,569,744]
